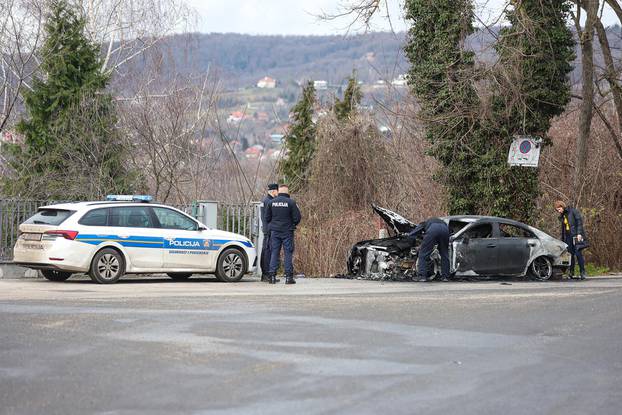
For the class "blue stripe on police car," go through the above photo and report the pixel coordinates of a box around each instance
[75,234,252,250]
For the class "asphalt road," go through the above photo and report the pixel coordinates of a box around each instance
[1,275,621,415]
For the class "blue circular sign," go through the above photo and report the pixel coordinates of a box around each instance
[519,140,532,154]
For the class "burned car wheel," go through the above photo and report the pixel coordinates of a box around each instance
[347,251,364,277]
[530,256,553,281]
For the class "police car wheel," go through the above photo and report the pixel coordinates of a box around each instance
[89,248,125,284]
[167,273,192,281]
[216,248,246,282]
[41,269,72,282]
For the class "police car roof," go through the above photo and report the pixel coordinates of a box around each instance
[38,201,173,211]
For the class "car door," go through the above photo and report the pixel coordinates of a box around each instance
[108,206,163,269]
[495,222,533,275]
[151,207,215,270]
[452,222,498,275]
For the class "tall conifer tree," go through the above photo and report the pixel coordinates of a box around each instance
[334,75,362,121]
[404,0,573,221]
[278,81,316,191]
[5,0,136,198]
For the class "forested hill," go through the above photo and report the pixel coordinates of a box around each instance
[122,27,622,90]
[137,31,410,88]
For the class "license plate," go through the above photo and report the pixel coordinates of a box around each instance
[22,242,44,250]
[561,252,571,264]
[21,233,42,241]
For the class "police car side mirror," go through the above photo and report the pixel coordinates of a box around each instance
[197,226,207,231]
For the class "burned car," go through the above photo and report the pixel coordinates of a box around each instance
[347,205,571,281]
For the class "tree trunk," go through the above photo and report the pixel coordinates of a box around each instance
[594,12,622,161]
[574,0,598,205]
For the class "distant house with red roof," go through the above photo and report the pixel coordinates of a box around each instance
[227,111,247,124]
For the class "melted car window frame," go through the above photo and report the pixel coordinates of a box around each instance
[499,222,535,238]
[462,223,494,239]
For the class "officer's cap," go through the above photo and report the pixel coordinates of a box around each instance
[267,183,279,190]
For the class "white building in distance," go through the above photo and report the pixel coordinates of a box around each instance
[257,76,276,88]
[314,80,328,90]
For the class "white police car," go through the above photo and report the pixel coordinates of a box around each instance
[13,195,256,284]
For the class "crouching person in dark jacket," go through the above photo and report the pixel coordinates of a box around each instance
[555,200,587,279]
[408,217,450,282]
[266,185,301,284]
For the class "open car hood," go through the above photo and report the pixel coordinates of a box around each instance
[372,205,418,235]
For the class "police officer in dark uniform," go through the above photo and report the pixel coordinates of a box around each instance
[408,217,450,282]
[260,183,279,282]
[266,184,301,284]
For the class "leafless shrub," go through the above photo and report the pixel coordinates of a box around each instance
[294,112,441,276]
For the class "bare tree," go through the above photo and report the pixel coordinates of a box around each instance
[0,0,193,134]
[0,0,44,133]
[80,0,194,75]
[593,1,622,161]
[118,73,220,204]
[317,0,396,32]
[571,0,599,204]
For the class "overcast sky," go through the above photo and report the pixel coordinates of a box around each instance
[185,0,619,35]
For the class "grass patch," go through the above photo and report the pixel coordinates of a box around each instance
[585,263,610,276]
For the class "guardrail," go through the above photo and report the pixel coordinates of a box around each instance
[0,199,261,262]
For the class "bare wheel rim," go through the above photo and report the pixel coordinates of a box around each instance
[222,253,243,278]
[532,257,552,280]
[352,256,362,273]
[97,254,120,280]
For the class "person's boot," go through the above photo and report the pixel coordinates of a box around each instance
[269,273,277,284]
[285,274,296,284]
[580,271,587,280]
[261,274,269,282]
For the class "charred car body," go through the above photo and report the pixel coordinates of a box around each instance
[347,206,571,281]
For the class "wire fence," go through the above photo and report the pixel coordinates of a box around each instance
[0,199,261,262]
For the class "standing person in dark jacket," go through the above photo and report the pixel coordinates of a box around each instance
[408,217,450,282]
[266,185,301,284]
[555,200,587,279]
[259,183,279,282]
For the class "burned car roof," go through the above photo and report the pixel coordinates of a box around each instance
[442,215,527,226]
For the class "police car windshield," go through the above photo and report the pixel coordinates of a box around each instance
[25,209,75,226]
